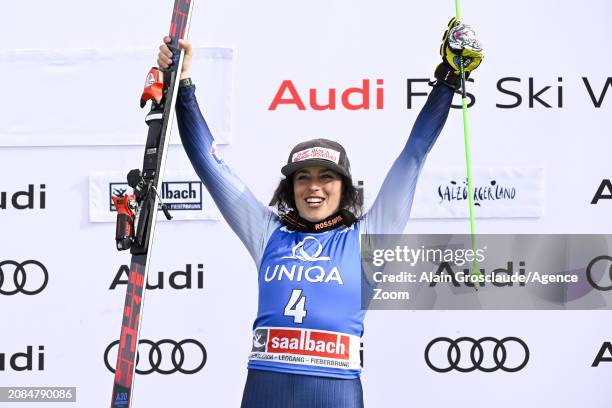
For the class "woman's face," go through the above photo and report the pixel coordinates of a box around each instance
[293,166,342,222]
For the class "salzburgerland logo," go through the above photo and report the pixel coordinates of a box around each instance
[265,237,342,284]
[586,255,612,291]
[109,264,204,290]
[438,179,516,207]
[109,181,203,211]
[104,339,207,375]
[0,346,45,371]
[424,337,529,373]
[0,260,48,295]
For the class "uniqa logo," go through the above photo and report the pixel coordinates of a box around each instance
[265,237,343,284]
[282,237,330,262]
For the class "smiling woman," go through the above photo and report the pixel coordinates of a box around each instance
[160,17,483,408]
[269,138,364,229]
[292,166,343,221]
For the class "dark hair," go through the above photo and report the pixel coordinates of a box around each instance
[269,174,363,218]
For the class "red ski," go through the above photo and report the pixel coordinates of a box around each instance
[110,1,194,407]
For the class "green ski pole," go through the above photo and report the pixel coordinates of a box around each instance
[455,0,481,287]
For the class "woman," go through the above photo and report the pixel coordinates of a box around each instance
[158,18,483,408]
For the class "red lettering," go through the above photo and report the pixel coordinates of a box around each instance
[270,79,385,111]
[293,151,311,162]
[269,80,306,110]
[342,79,370,110]
[310,88,336,110]
[376,79,384,109]
[267,329,350,359]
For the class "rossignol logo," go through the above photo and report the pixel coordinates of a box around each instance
[591,179,612,204]
[592,342,612,367]
[104,339,206,375]
[585,255,612,291]
[425,337,529,373]
[438,179,516,207]
[314,215,343,231]
[265,237,342,284]
[109,264,204,290]
[0,260,48,295]
[0,185,46,210]
[109,181,203,211]
[0,346,45,371]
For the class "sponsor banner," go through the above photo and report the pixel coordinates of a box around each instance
[89,171,220,222]
[0,47,233,146]
[411,167,544,219]
[249,327,361,370]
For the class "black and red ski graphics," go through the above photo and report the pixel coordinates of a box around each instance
[110,1,194,407]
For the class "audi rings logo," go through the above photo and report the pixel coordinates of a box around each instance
[0,260,48,295]
[424,337,529,373]
[586,255,612,291]
[282,236,331,262]
[104,339,207,375]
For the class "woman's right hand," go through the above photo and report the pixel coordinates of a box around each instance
[157,36,193,80]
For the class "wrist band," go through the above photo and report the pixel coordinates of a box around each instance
[179,77,193,88]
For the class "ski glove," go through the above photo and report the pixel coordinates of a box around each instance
[435,18,484,90]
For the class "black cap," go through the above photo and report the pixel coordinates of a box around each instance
[281,138,351,179]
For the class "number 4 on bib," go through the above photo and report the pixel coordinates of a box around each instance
[284,289,307,323]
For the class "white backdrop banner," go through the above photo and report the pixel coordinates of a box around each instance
[412,167,544,219]
[89,171,220,222]
[0,47,233,146]
[2,0,612,407]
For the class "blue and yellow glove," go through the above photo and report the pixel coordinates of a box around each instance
[435,18,484,90]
